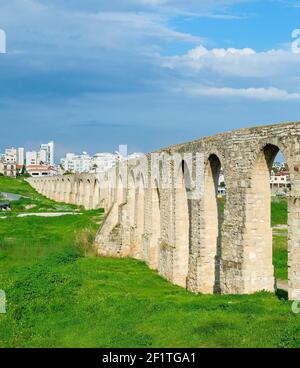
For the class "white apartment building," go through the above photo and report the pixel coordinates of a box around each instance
[270,171,291,195]
[40,141,54,166]
[17,147,25,166]
[4,148,17,163]
[26,151,38,166]
[38,149,47,164]
[60,152,93,173]
[25,141,55,167]
[92,153,118,173]
[1,147,25,165]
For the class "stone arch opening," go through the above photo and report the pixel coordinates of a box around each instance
[271,150,290,291]
[244,144,290,294]
[93,179,101,209]
[78,180,84,206]
[127,170,137,258]
[202,154,223,293]
[173,160,191,288]
[72,180,79,205]
[85,179,92,209]
[128,171,136,228]
[134,173,145,260]
[149,178,161,270]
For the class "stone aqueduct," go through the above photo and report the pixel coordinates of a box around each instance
[29,122,300,300]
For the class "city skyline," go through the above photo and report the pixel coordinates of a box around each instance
[0,141,142,165]
[1,1,300,158]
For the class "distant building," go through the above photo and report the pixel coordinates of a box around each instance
[0,161,17,177]
[17,147,25,166]
[92,153,118,173]
[25,141,54,167]
[26,151,38,166]
[218,187,226,197]
[3,147,17,163]
[60,152,92,173]
[26,164,57,177]
[40,141,54,166]
[270,170,291,195]
[218,170,225,186]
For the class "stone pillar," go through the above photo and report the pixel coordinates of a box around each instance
[220,181,248,295]
[287,150,300,302]
[147,187,161,270]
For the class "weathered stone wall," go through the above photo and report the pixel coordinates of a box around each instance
[28,122,300,300]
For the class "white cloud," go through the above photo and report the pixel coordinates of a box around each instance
[162,45,300,78]
[187,45,256,58]
[161,43,300,103]
[180,86,300,101]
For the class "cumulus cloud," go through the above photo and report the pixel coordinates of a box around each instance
[163,43,300,102]
[162,45,300,78]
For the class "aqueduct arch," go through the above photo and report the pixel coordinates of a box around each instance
[243,143,293,294]
[132,173,145,260]
[28,122,300,300]
[148,178,161,270]
[172,160,191,287]
[93,180,101,209]
[199,154,224,294]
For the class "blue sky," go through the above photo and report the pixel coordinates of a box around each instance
[1,0,300,159]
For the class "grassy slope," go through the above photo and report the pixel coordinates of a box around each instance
[0,178,298,348]
[0,176,42,197]
[0,176,80,214]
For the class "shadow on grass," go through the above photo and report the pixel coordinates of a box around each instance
[276,288,288,301]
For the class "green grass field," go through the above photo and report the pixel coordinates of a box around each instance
[0,178,298,348]
[271,197,288,227]
[271,198,288,280]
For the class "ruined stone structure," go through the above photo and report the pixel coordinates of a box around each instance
[28,122,300,300]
